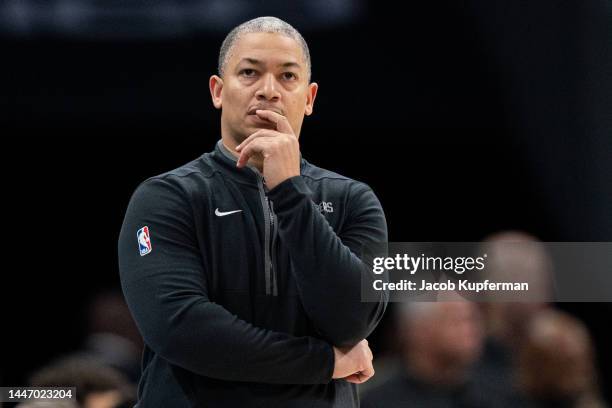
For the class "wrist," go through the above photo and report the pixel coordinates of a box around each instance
[266,172,300,190]
[331,346,348,379]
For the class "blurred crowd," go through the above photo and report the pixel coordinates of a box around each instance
[12,291,142,408]
[10,231,608,408]
[360,300,607,408]
[360,232,609,408]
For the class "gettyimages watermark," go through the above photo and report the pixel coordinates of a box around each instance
[360,242,612,302]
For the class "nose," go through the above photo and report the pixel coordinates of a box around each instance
[255,73,281,102]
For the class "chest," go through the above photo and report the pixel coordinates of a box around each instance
[193,179,342,316]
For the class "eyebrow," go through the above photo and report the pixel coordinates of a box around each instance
[238,58,301,70]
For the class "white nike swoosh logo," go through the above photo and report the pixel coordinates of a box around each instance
[215,208,243,217]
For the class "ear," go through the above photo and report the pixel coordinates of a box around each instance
[304,82,318,116]
[209,75,224,109]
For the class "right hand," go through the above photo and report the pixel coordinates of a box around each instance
[332,339,374,384]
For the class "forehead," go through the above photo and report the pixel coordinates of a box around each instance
[228,32,306,69]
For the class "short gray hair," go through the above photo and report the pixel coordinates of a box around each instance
[218,16,311,82]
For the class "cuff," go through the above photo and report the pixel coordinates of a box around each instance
[268,176,313,209]
[320,342,336,383]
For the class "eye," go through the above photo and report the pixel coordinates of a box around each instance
[282,72,297,81]
[239,69,257,77]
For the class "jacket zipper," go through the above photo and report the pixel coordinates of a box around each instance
[254,174,278,296]
[269,199,278,296]
[216,141,279,296]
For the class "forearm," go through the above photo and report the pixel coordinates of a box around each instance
[268,176,388,347]
[120,274,335,384]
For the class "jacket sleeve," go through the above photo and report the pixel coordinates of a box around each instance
[118,177,334,384]
[267,176,389,347]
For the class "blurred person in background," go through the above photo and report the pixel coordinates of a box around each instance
[45,290,143,387]
[517,309,607,408]
[361,301,509,408]
[475,231,554,403]
[26,356,136,408]
[81,290,143,383]
[16,402,78,408]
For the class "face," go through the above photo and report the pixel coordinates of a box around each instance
[414,302,484,366]
[433,302,484,364]
[210,32,318,145]
[84,391,123,408]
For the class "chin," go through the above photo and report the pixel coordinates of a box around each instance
[236,133,249,142]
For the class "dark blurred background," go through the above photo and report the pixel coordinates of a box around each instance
[2,0,611,405]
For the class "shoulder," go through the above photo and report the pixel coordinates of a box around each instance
[149,154,215,184]
[134,154,216,198]
[301,159,374,196]
[122,155,220,219]
[300,160,385,224]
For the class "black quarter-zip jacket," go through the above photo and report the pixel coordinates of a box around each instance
[118,140,388,407]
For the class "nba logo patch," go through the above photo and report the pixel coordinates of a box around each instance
[137,226,152,256]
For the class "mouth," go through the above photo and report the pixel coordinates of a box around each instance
[247,106,284,116]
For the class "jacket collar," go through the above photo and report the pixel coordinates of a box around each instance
[210,139,261,185]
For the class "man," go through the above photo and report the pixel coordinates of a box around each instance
[476,231,553,408]
[25,356,136,408]
[361,302,497,408]
[118,16,388,407]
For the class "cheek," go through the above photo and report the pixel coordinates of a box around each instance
[286,96,308,128]
[223,86,249,113]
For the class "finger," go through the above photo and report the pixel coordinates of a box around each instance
[344,374,362,384]
[344,370,374,384]
[348,369,374,384]
[254,110,294,136]
[236,129,280,151]
[360,365,375,379]
[236,137,273,168]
